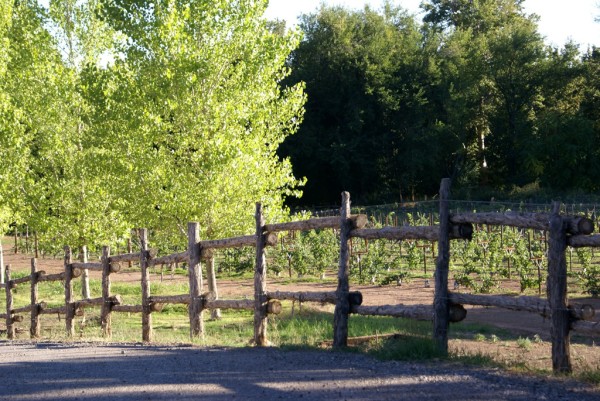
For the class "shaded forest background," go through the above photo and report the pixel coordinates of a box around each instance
[279,0,600,207]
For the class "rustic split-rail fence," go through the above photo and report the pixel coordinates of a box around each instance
[2,178,600,374]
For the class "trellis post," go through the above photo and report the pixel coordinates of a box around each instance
[434,178,451,354]
[547,202,572,373]
[207,256,221,320]
[333,192,352,347]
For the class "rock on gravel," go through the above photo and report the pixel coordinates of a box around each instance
[0,341,598,401]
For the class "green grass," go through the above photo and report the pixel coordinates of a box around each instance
[577,369,600,386]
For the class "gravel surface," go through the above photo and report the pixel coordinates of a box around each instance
[1,341,598,401]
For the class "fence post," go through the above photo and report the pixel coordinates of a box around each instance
[5,265,14,339]
[434,178,451,355]
[254,203,269,346]
[547,202,572,374]
[187,222,204,338]
[333,192,351,347]
[101,246,112,337]
[64,246,75,337]
[206,256,221,320]
[30,258,40,338]
[139,229,152,342]
[80,245,90,299]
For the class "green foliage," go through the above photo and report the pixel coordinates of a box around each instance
[220,248,255,275]
[516,336,532,350]
[576,247,600,296]
[280,1,600,205]
[270,229,338,278]
[0,0,306,251]
[96,0,306,245]
[280,4,439,205]
[351,238,400,284]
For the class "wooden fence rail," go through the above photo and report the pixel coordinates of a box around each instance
[2,179,600,375]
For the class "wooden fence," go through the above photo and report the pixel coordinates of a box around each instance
[2,178,600,374]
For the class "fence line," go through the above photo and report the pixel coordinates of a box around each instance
[2,179,600,374]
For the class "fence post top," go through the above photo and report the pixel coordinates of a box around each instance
[551,201,562,215]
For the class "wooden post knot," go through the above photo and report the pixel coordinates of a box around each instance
[109,263,121,273]
[71,266,82,278]
[202,291,217,304]
[146,248,158,260]
[448,304,467,323]
[264,232,278,247]
[267,300,282,315]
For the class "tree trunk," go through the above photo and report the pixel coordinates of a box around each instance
[80,245,90,299]
[5,265,14,339]
[206,257,221,320]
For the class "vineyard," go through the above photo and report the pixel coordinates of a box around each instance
[3,187,600,378]
[6,200,600,300]
[216,206,600,300]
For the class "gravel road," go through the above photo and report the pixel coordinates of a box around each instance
[1,341,598,401]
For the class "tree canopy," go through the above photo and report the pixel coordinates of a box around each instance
[0,0,305,250]
[3,0,600,251]
[280,0,600,206]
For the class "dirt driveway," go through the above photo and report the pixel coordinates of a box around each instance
[1,341,599,401]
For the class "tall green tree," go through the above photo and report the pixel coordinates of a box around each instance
[534,44,600,191]
[0,0,68,243]
[0,0,14,232]
[423,0,546,188]
[281,4,442,205]
[98,0,306,242]
[0,0,306,251]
